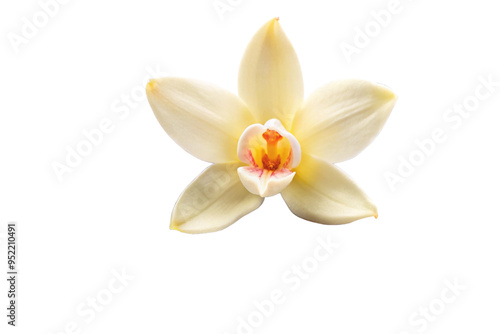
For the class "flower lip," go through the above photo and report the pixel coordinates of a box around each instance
[236,119,301,197]
[237,119,301,170]
[237,166,295,197]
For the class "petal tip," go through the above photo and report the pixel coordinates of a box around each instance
[376,83,397,102]
[146,79,158,93]
[169,221,180,231]
[264,17,283,32]
[170,223,191,234]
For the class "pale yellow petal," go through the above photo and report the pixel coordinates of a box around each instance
[281,154,377,225]
[292,80,397,163]
[238,18,303,129]
[171,163,264,233]
[146,77,256,163]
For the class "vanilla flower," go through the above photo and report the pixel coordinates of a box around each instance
[146,18,397,233]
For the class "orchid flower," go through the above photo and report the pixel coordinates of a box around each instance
[146,18,397,234]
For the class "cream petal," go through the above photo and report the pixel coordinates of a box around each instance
[238,166,295,197]
[238,18,304,129]
[281,154,377,225]
[146,77,256,163]
[291,80,397,163]
[171,163,264,233]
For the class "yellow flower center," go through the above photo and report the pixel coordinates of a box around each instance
[247,129,292,172]
[262,129,283,170]
[236,119,301,197]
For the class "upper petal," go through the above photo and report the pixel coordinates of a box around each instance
[238,18,304,129]
[281,154,377,225]
[291,80,397,163]
[171,163,264,233]
[146,77,256,163]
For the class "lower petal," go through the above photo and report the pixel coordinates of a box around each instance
[171,163,264,233]
[281,154,377,225]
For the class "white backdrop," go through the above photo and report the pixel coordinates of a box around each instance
[1,0,499,333]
